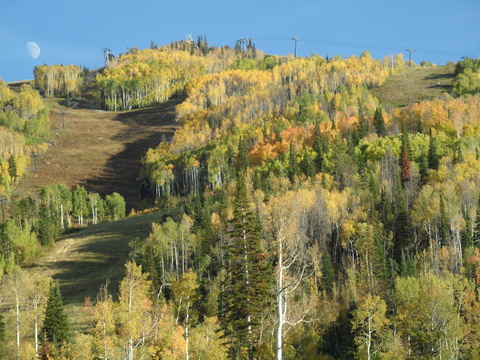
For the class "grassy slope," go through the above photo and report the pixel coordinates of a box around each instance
[27,212,162,331]
[25,64,456,332]
[370,63,455,107]
[15,98,179,212]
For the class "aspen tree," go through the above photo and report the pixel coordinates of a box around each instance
[171,269,200,360]
[351,294,390,360]
[118,261,153,360]
[266,192,312,360]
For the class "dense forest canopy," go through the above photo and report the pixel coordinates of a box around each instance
[2,41,480,359]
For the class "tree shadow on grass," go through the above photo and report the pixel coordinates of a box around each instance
[29,212,163,305]
[79,105,178,212]
[423,72,454,92]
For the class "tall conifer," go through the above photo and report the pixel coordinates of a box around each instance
[41,281,69,349]
[428,129,439,171]
[373,107,387,137]
[313,122,328,172]
[357,100,370,139]
[220,138,273,360]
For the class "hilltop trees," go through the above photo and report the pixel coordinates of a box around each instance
[453,58,480,96]
[0,81,49,196]
[34,65,83,97]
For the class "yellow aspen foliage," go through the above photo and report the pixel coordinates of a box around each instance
[118,261,153,359]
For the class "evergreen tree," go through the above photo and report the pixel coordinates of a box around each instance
[400,250,417,278]
[220,141,273,359]
[288,142,299,183]
[300,148,316,178]
[236,137,250,176]
[453,140,464,164]
[393,179,411,264]
[417,117,425,134]
[461,209,473,255]
[37,204,57,246]
[351,127,361,147]
[41,281,70,349]
[418,152,429,185]
[439,195,450,247]
[357,100,370,139]
[313,122,328,172]
[373,107,387,137]
[321,247,335,296]
[144,243,160,296]
[428,129,439,171]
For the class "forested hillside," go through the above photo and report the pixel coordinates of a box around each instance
[2,41,480,359]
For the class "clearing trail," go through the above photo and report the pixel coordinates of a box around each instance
[370,64,455,107]
[15,99,179,212]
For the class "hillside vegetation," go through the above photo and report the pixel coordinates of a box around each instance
[370,63,455,107]
[2,42,480,360]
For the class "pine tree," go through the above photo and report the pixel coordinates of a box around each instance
[453,140,464,164]
[461,209,473,255]
[41,281,69,349]
[393,178,411,265]
[418,152,429,185]
[313,122,328,172]
[373,107,387,137]
[400,250,417,277]
[428,129,439,171]
[321,247,335,296]
[220,140,273,359]
[236,136,250,175]
[38,204,57,246]
[288,142,299,183]
[439,195,450,247]
[357,100,370,139]
[300,148,316,178]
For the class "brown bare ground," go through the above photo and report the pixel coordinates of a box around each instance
[15,98,179,212]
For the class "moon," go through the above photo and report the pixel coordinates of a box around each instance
[26,42,41,59]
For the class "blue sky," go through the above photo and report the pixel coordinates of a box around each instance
[1,0,479,82]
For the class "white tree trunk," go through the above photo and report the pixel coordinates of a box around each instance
[185,301,190,360]
[34,312,39,357]
[276,248,284,360]
[15,293,20,358]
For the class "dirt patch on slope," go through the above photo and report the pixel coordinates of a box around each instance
[15,100,178,212]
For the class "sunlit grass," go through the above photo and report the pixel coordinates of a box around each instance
[29,212,163,332]
[370,64,455,108]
